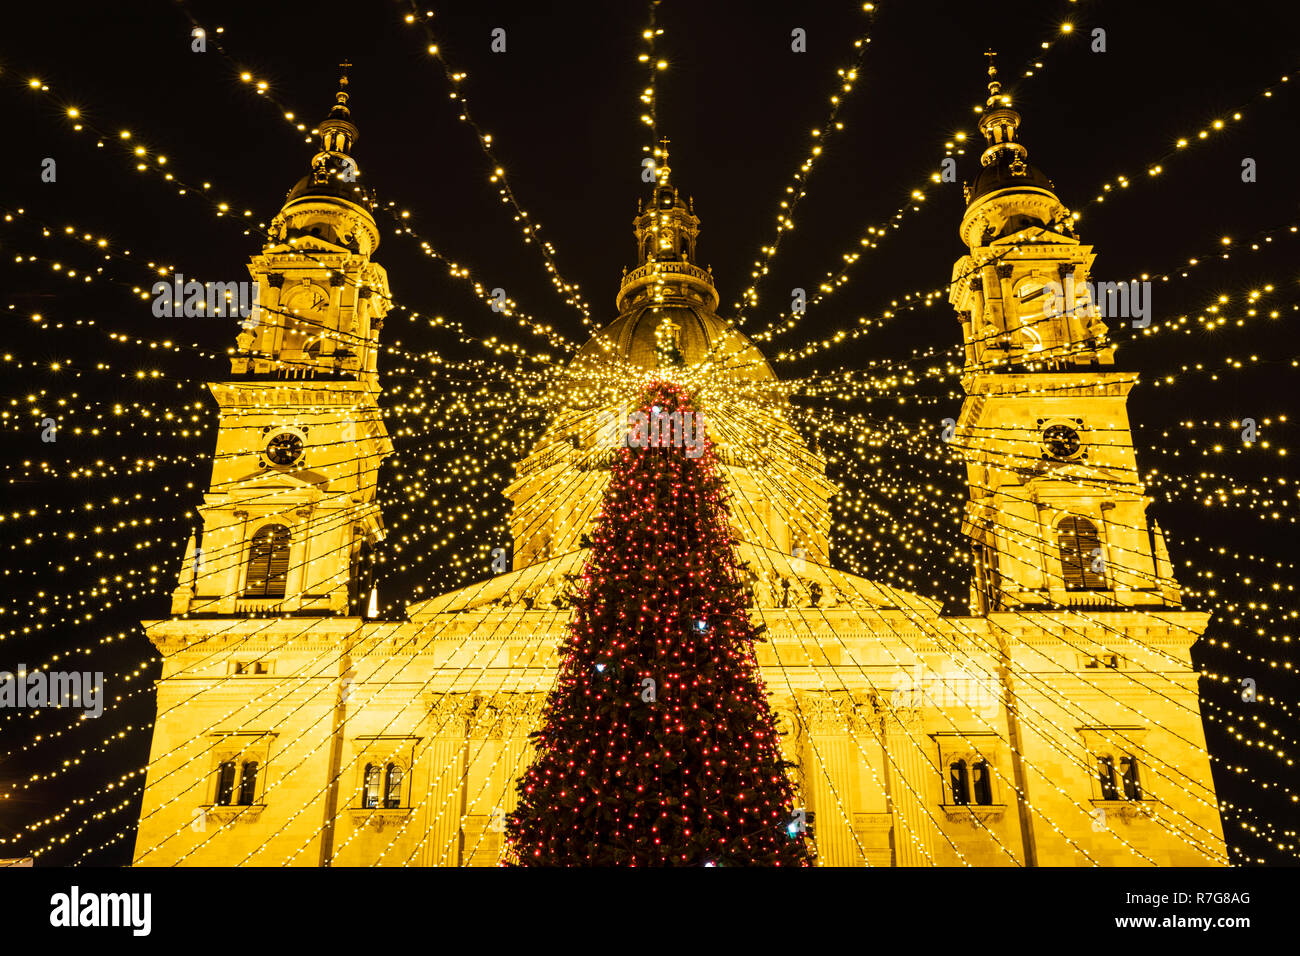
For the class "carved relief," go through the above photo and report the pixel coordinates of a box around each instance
[426,692,479,737]
[203,805,266,825]
[427,692,545,740]
[940,805,1006,827]
[797,691,877,734]
[347,808,412,832]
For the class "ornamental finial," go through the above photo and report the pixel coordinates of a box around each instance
[655,136,671,185]
[984,49,1001,106]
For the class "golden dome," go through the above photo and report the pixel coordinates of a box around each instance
[574,302,778,384]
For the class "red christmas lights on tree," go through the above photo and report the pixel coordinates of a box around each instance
[503,382,811,866]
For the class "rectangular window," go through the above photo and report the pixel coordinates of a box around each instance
[1058,516,1107,591]
[215,760,236,806]
[363,765,380,809]
[1119,756,1142,800]
[1097,755,1119,801]
[971,760,994,806]
[949,760,970,805]
[238,760,259,806]
[384,766,404,809]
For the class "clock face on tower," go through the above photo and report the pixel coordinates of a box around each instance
[1042,423,1082,461]
[266,430,305,467]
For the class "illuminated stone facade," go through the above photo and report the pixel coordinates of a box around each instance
[133,78,1226,867]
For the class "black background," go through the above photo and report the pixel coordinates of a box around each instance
[0,0,1297,867]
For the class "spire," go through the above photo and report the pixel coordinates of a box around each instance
[959,48,1070,246]
[983,49,1003,108]
[281,61,373,212]
[654,136,672,186]
[976,49,1030,172]
[317,60,358,157]
[334,60,352,112]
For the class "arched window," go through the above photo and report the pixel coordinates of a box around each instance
[215,760,236,806]
[245,524,290,598]
[362,763,381,809]
[971,759,994,806]
[949,759,970,805]
[1009,277,1052,354]
[237,760,259,806]
[1057,515,1106,591]
[1015,278,1050,315]
[384,764,404,809]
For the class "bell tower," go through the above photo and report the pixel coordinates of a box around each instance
[949,54,1181,613]
[170,66,392,618]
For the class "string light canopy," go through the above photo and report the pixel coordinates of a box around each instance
[0,1,1295,869]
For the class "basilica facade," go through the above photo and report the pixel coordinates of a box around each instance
[132,65,1227,867]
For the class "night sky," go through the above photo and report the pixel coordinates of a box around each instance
[1,0,1297,866]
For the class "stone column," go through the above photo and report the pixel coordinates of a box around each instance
[799,692,875,867]
[422,694,472,867]
[883,706,939,867]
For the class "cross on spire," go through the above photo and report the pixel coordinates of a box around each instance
[336,60,352,107]
[984,49,1002,102]
[656,136,671,184]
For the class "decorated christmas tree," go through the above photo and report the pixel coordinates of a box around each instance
[503,382,811,866]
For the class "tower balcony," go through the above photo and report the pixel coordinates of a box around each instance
[615,259,719,312]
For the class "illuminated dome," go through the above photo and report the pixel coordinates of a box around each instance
[575,302,777,383]
[571,141,777,386]
[506,141,832,567]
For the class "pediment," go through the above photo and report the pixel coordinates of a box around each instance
[231,466,331,492]
[997,224,1075,246]
[1019,458,1134,487]
[262,235,353,257]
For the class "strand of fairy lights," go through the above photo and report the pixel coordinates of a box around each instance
[0,387,559,790]
[249,569,576,866]
[76,418,634,858]
[771,220,1300,365]
[170,2,580,352]
[397,3,595,326]
[816,413,1300,710]
[717,429,1232,863]
[746,15,1085,339]
[762,63,1300,359]
[738,392,1294,811]
[116,554,565,863]
[3,78,570,369]
[274,448,643,864]
[731,1,878,322]
[699,413,1170,863]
